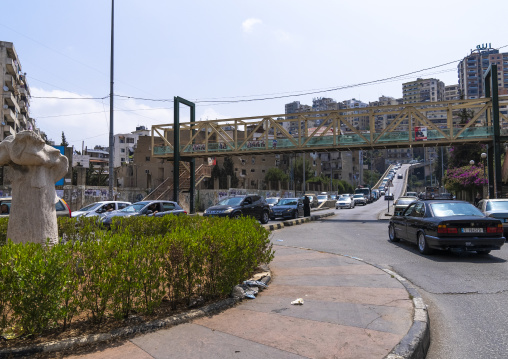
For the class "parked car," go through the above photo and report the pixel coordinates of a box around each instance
[72,201,132,218]
[353,194,367,206]
[336,195,355,209]
[101,200,186,227]
[0,196,71,218]
[388,200,505,255]
[269,198,304,220]
[397,174,403,179]
[393,196,418,216]
[477,198,508,237]
[203,195,270,224]
[384,193,394,200]
[265,197,280,207]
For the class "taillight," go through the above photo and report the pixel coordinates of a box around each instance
[487,224,503,234]
[438,225,457,234]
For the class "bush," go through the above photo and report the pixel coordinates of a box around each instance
[0,215,273,335]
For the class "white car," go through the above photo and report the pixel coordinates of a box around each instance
[353,194,367,206]
[71,201,132,218]
[336,195,355,209]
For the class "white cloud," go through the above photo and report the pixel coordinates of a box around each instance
[242,18,263,34]
[198,107,228,121]
[30,87,173,149]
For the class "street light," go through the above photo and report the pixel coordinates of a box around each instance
[481,152,487,197]
[470,160,475,166]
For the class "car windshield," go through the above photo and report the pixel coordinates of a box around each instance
[77,203,101,212]
[486,201,508,211]
[317,195,328,200]
[353,194,364,198]
[278,199,298,205]
[266,198,279,205]
[430,202,484,217]
[338,196,349,201]
[120,203,147,213]
[217,197,244,206]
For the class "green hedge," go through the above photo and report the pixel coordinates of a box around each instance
[0,215,273,336]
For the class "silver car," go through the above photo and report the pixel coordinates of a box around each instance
[72,201,132,218]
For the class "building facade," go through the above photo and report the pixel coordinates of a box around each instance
[402,78,445,104]
[458,45,508,99]
[0,41,40,140]
[113,126,150,167]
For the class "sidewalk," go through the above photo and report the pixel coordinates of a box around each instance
[63,245,423,359]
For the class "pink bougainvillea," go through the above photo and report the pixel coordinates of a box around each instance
[444,164,487,193]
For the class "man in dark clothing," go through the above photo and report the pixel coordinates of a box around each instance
[303,196,311,217]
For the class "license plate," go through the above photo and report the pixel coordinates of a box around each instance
[461,228,484,233]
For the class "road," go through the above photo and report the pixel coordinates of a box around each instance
[270,165,508,358]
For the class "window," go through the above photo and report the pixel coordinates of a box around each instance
[121,148,125,153]
[241,169,246,175]
[118,203,129,210]
[146,156,150,161]
[251,169,255,172]
[119,138,125,143]
[121,158,125,162]
[162,203,176,211]
[252,157,255,164]
[126,138,135,143]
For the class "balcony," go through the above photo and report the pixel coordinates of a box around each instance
[5,58,19,79]
[4,92,20,114]
[17,113,27,128]
[3,125,15,138]
[18,100,29,113]
[3,109,16,122]
[4,75,15,91]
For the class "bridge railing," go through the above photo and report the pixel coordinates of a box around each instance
[152,96,508,158]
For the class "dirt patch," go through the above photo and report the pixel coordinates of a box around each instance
[0,296,227,358]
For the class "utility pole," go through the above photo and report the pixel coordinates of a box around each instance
[108,0,115,200]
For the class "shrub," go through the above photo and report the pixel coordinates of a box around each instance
[0,215,273,335]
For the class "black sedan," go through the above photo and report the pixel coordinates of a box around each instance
[101,200,186,227]
[203,195,270,224]
[388,200,505,255]
[270,198,304,220]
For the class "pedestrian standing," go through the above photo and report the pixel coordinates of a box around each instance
[303,195,311,217]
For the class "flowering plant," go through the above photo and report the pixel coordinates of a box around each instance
[444,164,487,192]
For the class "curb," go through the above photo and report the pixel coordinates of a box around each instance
[0,298,240,358]
[264,211,335,231]
[269,244,429,359]
[340,256,430,359]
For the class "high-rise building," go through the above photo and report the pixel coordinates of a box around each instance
[402,78,445,104]
[113,126,150,167]
[458,45,508,99]
[444,84,461,101]
[284,101,311,134]
[0,41,41,140]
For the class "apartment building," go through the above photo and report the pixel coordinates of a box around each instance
[444,84,461,101]
[458,45,508,99]
[285,101,311,134]
[113,126,150,167]
[0,41,40,140]
[402,78,445,104]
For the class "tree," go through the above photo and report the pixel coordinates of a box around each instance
[265,168,289,183]
[60,131,69,147]
[363,169,381,188]
[448,144,485,168]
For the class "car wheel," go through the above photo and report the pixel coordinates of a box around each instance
[388,224,400,242]
[417,232,433,254]
[233,213,241,219]
[260,211,269,224]
[476,250,491,255]
[336,206,338,209]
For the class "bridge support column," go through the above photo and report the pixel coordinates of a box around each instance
[484,65,501,198]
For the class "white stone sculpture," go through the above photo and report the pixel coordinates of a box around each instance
[0,131,68,245]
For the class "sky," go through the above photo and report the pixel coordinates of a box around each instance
[2,0,507,150]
